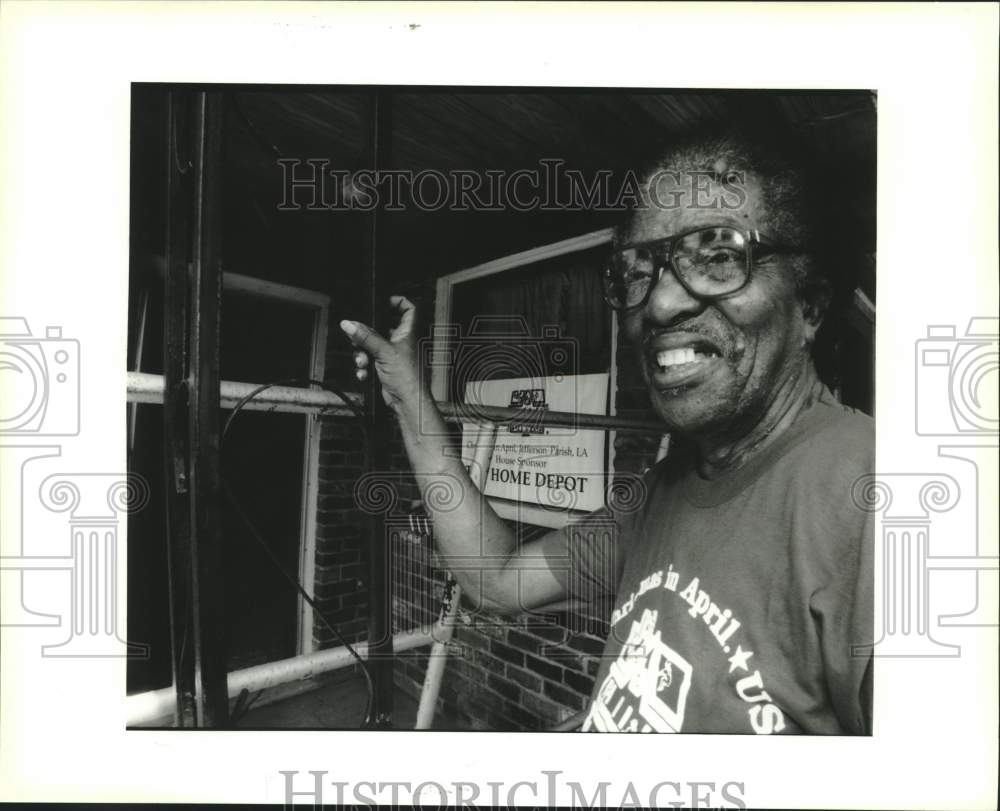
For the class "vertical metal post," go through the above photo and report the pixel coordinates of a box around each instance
[163,89,196,726]
[161,88,229,727]
[365,89,394,726]
[187,90,229,725]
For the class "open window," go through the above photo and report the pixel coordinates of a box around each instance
[126,267,329,693]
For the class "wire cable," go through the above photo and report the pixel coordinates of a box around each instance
[221,481,374,727]
[222,377,365,440]
[221,377,374,727]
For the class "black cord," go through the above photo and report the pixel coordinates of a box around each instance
[221,483,375,726]
[221,378,374,727]
[222,377,366,440]
[230,687,267,727]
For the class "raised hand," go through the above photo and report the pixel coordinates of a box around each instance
[339,295,424,410]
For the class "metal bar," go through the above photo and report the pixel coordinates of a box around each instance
[129,372,663,432]
[162,89,197,727]
[438,402,665,433]
[414,423,496,729]
[414,582,458,729]
[127,371,363,414]
[365,88,394,726]
[127,288,150,453]
[126,629,435,727]
[186,89,229,726]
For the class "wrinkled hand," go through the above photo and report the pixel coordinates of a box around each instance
[339,295,423,410]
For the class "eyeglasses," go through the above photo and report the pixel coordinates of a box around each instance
[600,226,800,310]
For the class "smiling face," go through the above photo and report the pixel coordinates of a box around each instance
[622,167,818,440]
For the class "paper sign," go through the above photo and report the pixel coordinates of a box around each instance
[461,373,609,517]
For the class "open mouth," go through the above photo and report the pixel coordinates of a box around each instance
[654,346,722,371]
[645,335,724,390]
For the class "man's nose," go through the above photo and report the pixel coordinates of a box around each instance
[642,267,705,325]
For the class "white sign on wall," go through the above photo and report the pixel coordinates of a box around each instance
[461,373,609,525]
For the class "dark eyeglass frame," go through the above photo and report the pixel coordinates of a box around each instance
[600,226,805,311]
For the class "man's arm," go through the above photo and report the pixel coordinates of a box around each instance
[340,296,569,614]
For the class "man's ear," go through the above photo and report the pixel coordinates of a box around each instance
[799,262,833,344]
[799,284,829,346]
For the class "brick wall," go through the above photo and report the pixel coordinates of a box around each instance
[310,277,373,655]
[312,417,368,650]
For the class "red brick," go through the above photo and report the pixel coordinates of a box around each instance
[521,621,570,645]
[470,648,505,677]
[505,629,542,654]
[521,690,563,722]
[454,631,490,653]
[563,669,595,697]
[489,640,525,668]
[500,699,538,730]
[564,634,606,657]
[486,710,519,731]
[486,674,521,703]
[543,681,585,711]
[505,665,542,693]
[524,653,562,682]
[545,648,586,672]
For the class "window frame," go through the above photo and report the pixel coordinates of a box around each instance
[128,269,330,657]
[431,228,620,529]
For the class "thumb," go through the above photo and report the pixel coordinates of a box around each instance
[340,319,391,358]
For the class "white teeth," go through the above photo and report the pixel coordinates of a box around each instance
[655,348,717,369]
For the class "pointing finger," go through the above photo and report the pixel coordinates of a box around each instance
[340,319,390,357]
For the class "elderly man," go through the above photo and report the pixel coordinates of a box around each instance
[340,131,874,735]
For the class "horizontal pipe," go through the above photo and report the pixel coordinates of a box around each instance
[438,402,665,433]
[128,372,665,433]
[127,371,362,415]
[125,629,434,727]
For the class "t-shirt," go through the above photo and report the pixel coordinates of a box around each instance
[558,388,874,734]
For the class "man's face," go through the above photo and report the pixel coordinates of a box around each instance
[622,169,817,438]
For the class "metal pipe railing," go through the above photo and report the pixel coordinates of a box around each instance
[127,372,664,433]
[437,402,664,432]
[413,423,498,728]
[127,371,362,415]
[125,628,434,727]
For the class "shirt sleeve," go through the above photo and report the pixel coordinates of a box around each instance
[809,503,874,734]
[802,421,876,735]
[548,468,652,604]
